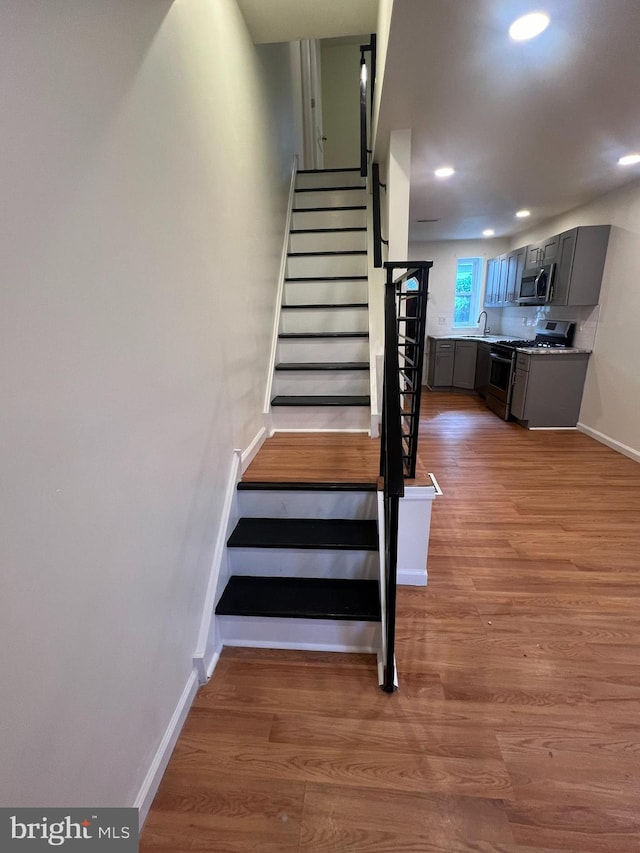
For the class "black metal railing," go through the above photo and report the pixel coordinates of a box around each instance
[380,261,432,692]
[371,162,384,269]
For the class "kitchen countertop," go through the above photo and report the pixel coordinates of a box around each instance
[515,346,591,355]
[429,334,591,355]
[429,334,515,343]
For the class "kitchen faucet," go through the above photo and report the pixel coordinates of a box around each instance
[477,310,490,336]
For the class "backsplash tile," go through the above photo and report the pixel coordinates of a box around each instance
[499,304,599,349]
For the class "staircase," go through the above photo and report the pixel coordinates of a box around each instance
[270,167,371,431]
[215,481,382,653]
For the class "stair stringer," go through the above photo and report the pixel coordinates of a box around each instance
[365,180,386,438]
[263,155,299,434]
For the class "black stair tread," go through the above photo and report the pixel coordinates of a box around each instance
[228,517,378,550]
[278,331,368,339]
[237,481,377,492]
[281,303,368,310]
[287,250,367,257]
[215,576,381,622]
[295,186,366,193]
[271,395,370,407]
[291,206,366,213]
[297,167,361,174]
[285,275,367,282]
[290,227,366,234]
[275,361,370,371]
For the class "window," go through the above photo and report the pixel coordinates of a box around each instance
[453,257,482,327]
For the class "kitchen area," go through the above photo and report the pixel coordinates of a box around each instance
[424,224,611,429]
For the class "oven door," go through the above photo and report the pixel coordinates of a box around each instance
[488,351,513,403]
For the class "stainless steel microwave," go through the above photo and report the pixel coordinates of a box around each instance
[518,262,555,305]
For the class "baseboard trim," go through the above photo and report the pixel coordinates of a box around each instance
[397,568,428,587]
[240,427,266,473]
[134,667,199,828]
[193,450,241,682]
[577,422,640,464]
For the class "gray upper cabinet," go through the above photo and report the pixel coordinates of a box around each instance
[504,245,526,304]
[525,235,559,270]
[485,251,521,307]
[483,256,501,307]
[551,225,611,306]
[539,234,559,263]
[525,244,542,269]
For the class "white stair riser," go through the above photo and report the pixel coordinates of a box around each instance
[291,209,366,230]
[287,254,367,278]
[273,370,370,396]
[296,171,364,189]
[294,189,367,209]
[289,230,366,253]
[270,405,370,431]
[280,308,368,334]
[237,490,377,519]
[284,280,368,305]
[228,547,378,578]
[217,615,380,653]
[277,338,370,362]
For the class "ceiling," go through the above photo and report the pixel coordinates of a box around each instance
[376,0,640,241]
[236,0,378,44]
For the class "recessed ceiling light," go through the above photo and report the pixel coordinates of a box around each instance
[618,153,640,166]
[516,209,531,218]
[509,12,550,41]
[482,229,495,237]
[434,166,455,178]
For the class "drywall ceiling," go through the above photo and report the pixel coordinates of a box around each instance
[236,0,378,44]
[376,0,640,241]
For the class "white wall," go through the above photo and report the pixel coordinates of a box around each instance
[0,0,294,808]
[320,40,363,168]
[509,179,640,456]
[409,238,509,337]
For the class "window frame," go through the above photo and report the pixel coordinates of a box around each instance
[452,256,483,328]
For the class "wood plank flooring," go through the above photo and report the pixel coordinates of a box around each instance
[141,393,640,852]
[242,431,381,484]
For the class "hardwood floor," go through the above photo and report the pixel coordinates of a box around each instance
[242,431,381,484]
[141,393,640,852]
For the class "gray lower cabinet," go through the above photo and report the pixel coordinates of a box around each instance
[426,337,477,390]
[427,338,455,387]
[474,341,491,395]
[453,340,478,389]
[510,352,590,427]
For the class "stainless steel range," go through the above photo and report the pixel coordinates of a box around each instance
[485,320,575,420]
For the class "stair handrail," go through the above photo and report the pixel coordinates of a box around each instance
[371,162,384,269]
[380,261,433,692]
[359,36,377,178]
